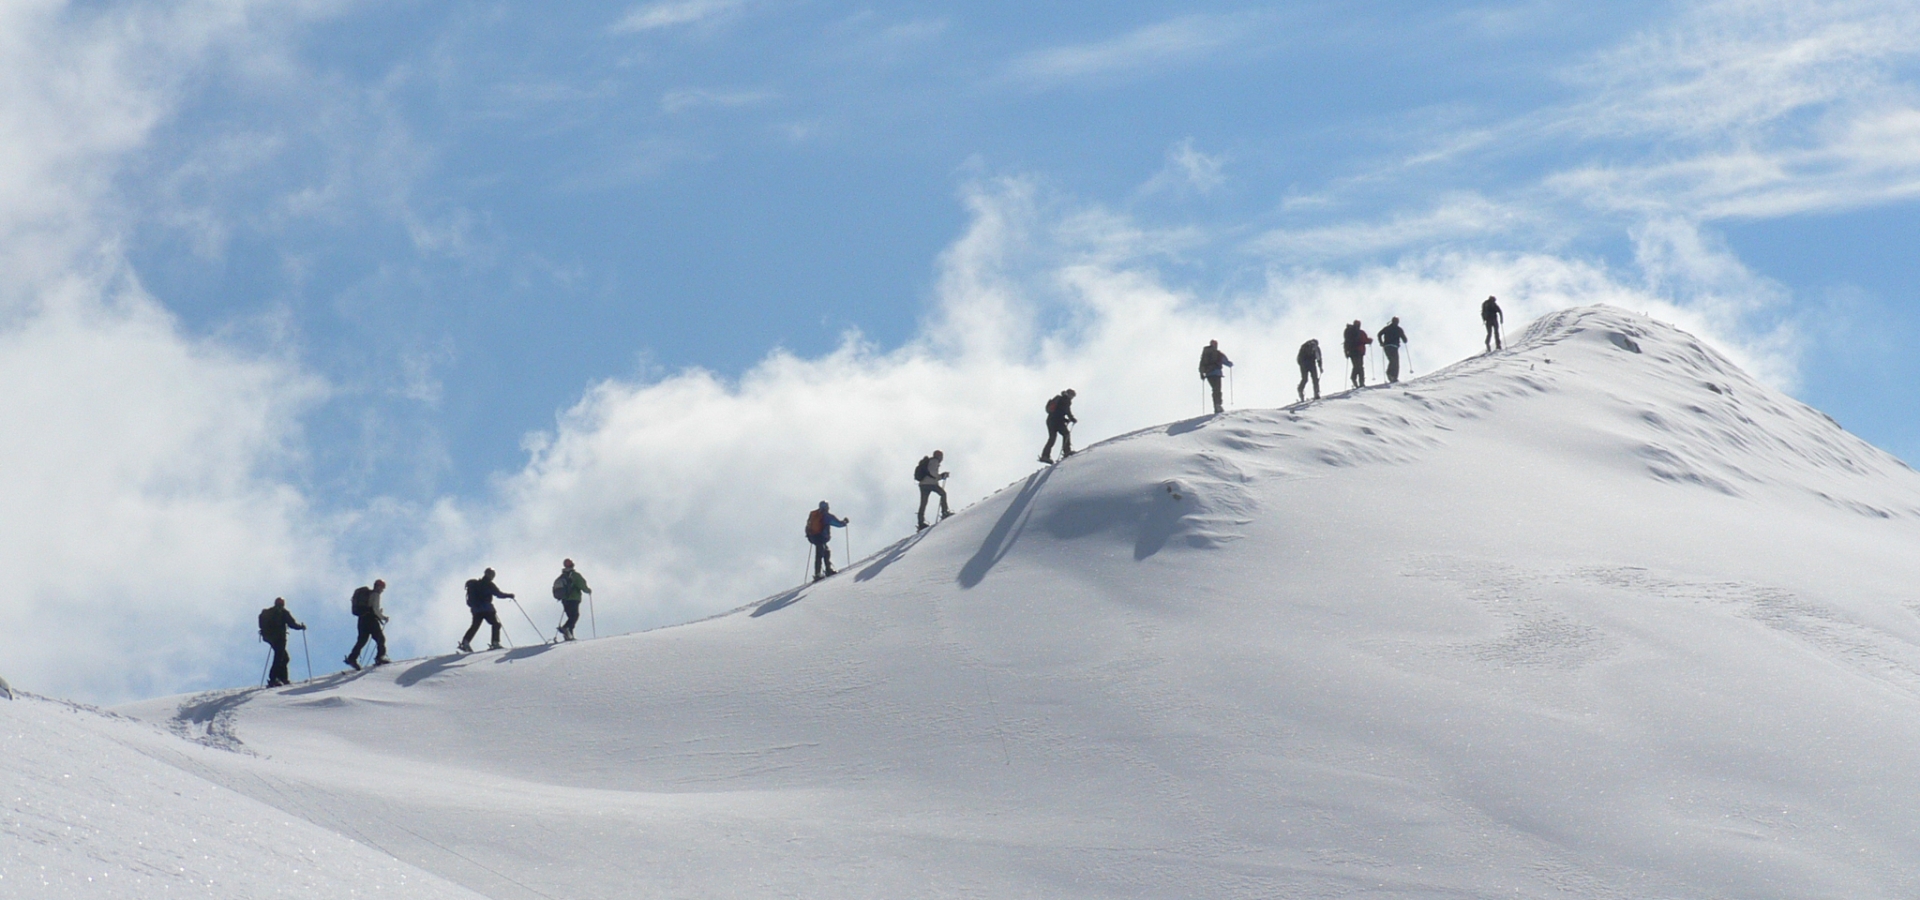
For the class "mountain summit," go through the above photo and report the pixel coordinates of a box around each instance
[19,305,1920,898]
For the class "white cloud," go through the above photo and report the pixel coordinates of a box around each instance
[1006,14,1264,86]
[1140,138,1227,196]
[611,0,741,34]
[1540,0,1920,220]
[383,182,1794,654]
[0,0,346,702]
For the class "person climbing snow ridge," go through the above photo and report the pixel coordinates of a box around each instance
[1296,339,1323,402]
[258,598,306,687]
[344,579,389,669]
[1378,317,1407,384]
[1343,320,1372,389]
[1482,295,1504,351]
[551,560,591,641]
[806,502,850,580]
[915,451,952,530]
[1040,389,1077,464]
[1199,340,1234,414]
[459,568,514,652]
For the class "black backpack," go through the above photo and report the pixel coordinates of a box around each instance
[350,586,372,616]
[913,456,931,482]
[258,608,273,635]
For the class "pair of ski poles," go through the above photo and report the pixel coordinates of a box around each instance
[1199,368,1236,413]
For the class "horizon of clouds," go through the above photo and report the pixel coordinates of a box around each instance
[2,0,1918,703]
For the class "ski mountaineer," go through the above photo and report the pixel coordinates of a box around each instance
[1482,295,1504,351]
[344,579,390,670]
[915,450,951,530]
[459,568,514,652]
[1378,317,1408,384]
[1342,320,1372,389]
[806,502,850,580]
[1039,389,1077,464]
[551,559,591,641]
[1198,340,1234,414]
[1296,339,1323,402]
[258,598,306,687]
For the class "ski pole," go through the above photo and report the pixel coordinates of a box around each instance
[301,630,312,682]
[587,590,597,639]
[844,525,852,571]
[1228,367,1234,408]
[1407,344,1416,375]
[261,646,272,687]
[510,596,547,643]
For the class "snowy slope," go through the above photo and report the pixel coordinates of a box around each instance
[0,692,484,899]
[97,306,1920,898]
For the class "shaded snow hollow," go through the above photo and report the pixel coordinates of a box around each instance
[14,305,1920,898]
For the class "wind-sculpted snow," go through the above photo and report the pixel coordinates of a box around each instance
[85,306,1920,897]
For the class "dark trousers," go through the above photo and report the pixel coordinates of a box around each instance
[1298,364,1319,400]
[267,639,292,685]
[1205,374,1224,412]
[349,614,386,662]
[463,607,503,647]
[1485,320,1501,350]
[1348,353,1365,388]
[1042,421,1072,460]
[559,599,581,637]
[811,538,833,576]
[1384,345,1400,383]
[918,483,949,524]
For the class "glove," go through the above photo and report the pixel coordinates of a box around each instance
[940,473,949,480]
[380,616,389,624]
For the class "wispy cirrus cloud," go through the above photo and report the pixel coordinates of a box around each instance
[610,0,742,34]
[1006,13,1266,87]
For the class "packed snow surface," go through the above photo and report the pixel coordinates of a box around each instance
[15,306,1920,898]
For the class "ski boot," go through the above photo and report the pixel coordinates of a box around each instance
[457,641,472,653]
[343,655,361,671]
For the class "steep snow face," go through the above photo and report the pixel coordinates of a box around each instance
[0,693,483,899]
[116,306,1920,898]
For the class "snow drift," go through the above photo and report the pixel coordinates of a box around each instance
[18,305,1920,898]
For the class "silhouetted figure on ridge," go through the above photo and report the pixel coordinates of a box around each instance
[1198,340,1233,414]
[1040,389,1077,464]
[1378,317,1407,384]
[1343,320,1371,389]
[1482,296,1504,351]
[258,598,306,687]
[345,579,389,670]
[460,568,513,652]
[1296,339,1323,402]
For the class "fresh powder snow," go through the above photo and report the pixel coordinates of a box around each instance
[9,305,1920,898]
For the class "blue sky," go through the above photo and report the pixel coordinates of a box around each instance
[7,0,1920,700]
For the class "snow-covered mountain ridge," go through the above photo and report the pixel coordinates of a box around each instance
[12,305,1920,899]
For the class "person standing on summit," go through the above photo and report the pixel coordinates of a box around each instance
[1198,340,1233,414]
[806,502,850,580]
[258,598,306,687]
[1342,320,1372,389]
[1296,338,1323,402]
[551,560,590,642]
[344,579,389,670]
[915,450,951,530]
[1378,317,1408,384]
[1040,389,1077,464]
[1482,295,1504,351]
[460,568,513,652]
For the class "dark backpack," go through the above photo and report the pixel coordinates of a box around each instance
[805,508,826,538]
[913,456,931,482]
[1045,396,1060,416]
[258,608,273,635]
[350,586,372,616]
[552,573,570,600]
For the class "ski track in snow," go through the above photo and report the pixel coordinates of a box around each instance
[10,305,1920,898]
